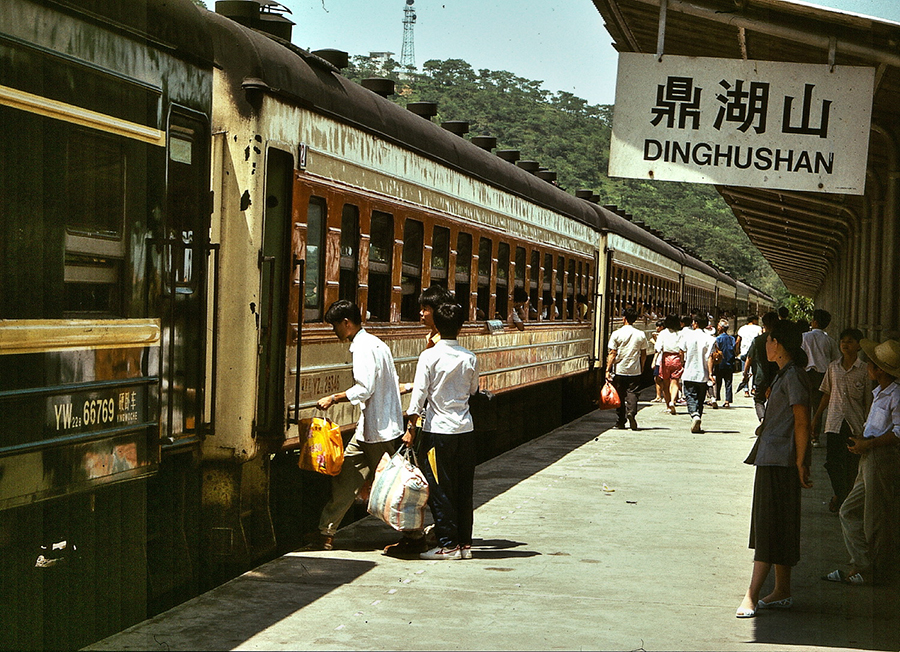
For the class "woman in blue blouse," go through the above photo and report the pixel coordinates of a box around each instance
[736,320,813,618]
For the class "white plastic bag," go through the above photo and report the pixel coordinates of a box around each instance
[367,446,430,532]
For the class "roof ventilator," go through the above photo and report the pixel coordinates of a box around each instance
[441,121,470,136]
[312,49,349,70]
[471,136,497,151]
[496,149,520,163]
[215,1,294,40]
[407,102,438,120]
[361,78,395,97]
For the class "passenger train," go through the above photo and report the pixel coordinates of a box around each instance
[0,0,774,648]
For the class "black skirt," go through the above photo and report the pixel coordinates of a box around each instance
[749,465,801,566]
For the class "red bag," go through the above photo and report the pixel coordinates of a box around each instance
[599,381,621,410]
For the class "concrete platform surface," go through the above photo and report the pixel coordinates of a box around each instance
[87,389,900,651]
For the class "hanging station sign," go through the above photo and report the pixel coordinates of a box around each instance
[609,53,875,195]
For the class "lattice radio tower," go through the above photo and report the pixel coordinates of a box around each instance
[400,0,416,70]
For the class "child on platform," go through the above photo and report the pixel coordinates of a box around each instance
[403,302,480,560]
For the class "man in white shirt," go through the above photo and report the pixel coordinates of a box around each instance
[736,315,762,396]
[802,309,840,446]
[308,300,404,550]
[606,308,649,431]
[680,314,716,433]
[824,338,900,585]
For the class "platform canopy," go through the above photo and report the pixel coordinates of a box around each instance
[592,0,900,297]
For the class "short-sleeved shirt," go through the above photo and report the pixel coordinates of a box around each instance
[819,357,870,437]
[737,323,762,357]
[608,324,649,376]
[655,329,682,354]
[862,381,900,440]
[345,329,404,443]
[802,328,839,373]
[680,328,715,383]
[755,361,811,466]
[747,332,776,390]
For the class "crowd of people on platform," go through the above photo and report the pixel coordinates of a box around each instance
[606,305,900,617]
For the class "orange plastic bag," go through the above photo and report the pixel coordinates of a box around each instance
[298,417,344,476]
[598,381,621,410]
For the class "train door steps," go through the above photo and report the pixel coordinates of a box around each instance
[87,386,900,652]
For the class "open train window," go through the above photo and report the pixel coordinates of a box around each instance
[430,225,450,288]
[455,232,472,317]
[514,247,526,290]
[529,250,540,314]
[65,129,125,240]
[542,253,553,319]
[340,204,359,303]
[496,242,510,319]
[476,237,492,320]
[566,259,576,319]
[556,256,565,320]
[367,211,393,322]
[304,197,326,322]
[401,219,424,321]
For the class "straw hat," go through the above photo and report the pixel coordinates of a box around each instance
[860,338,900,378]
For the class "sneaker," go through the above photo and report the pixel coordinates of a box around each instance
[420,545,461,560]
[691,417,702,433]
[460,545,473,560]
[383,535,428,557]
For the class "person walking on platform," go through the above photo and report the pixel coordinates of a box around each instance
[802,309,840,447]
[403,302,479,560]
[743,312,780,421]
[811,328,870,513]
[306,300,404,551]
[824,338,900,586]
[736,320,812,618]
[606,308,650,431]
[713,319,736,408]
[680,314,715,433]
[655,314,684,414]
[736,315,762,398]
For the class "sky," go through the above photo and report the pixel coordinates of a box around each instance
[278,0,900,106]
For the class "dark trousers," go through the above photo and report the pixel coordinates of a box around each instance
[684,381,707,419]
[613,374,642,425]
[808,369,826,439]
[825,421,860,506]
[714,364,733,403]
[419,430,476,549]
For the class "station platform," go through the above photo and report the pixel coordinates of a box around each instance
[88,388,899,651]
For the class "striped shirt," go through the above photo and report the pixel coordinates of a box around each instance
[819,357,870,437]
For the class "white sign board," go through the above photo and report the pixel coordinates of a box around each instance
[609,53,874,195]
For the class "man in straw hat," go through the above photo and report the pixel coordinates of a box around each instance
[823,338,900,585]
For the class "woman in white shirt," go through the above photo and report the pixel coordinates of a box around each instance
[655,314,684,415]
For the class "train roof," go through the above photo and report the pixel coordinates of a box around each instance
[64,0,214,64]
[202,9,606,234]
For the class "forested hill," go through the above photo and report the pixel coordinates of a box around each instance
[343,56,785,300]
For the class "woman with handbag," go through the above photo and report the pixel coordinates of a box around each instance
[736,320,813,617]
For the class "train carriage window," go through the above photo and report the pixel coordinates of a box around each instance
[566,259,576,319]
[476,237,492,320]
[514,247,526,289]
[529,250,540,313]
[542,253,553,319]
[368,211,393,322]
[556,256,565,320]
[339,204,359,303]
[304,197,327,322]
[455,232,472,315]
[401,218,424,321]
[496,242,510,319]
[430,225,450,288]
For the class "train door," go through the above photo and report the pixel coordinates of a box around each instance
[159,110,209,443]
[256,149,294,437]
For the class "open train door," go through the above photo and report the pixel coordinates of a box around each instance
[159,110,211,445]
[255,148,295,440]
